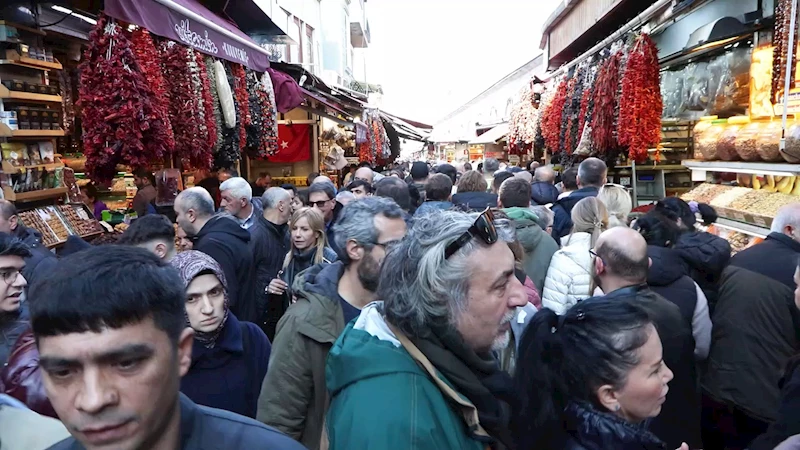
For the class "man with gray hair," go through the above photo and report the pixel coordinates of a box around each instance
[531,166,560,206]
[702,203,800,449]
[551,157,607,240]
[257,197,406,449]
[175,186,257,321]
[483,157,500,191]
[325,209,527,449]
[220,176,263,230]
[249,187,292,337]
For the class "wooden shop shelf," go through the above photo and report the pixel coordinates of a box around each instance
[2,186,67,202]
[0,85,62,103]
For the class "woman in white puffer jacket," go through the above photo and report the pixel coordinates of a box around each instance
[542,197,608,314]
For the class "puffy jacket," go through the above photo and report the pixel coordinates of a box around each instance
[542,232,593,314]
[531,181,559,206]
[559,402,666,450]
[257,262,346,450]
[702,232,800,423]
[249,215,290,337]
[194,215,257,322]
[451,191,498,212]
[551,186,598,240]
[750,357,800,450]
[673,230,731,308]
[0,326,56,418]
[505,207,558,296]
[326,302,487,450]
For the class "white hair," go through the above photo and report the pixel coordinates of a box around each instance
[219,177,252,202]
[261,187,290,210]
[175,187,215,218]
[598,185,632,228]
[771,203,800,233]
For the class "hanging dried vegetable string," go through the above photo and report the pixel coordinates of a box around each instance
[591,53,621,154]
[186,48,213,170]
[541,79,567,154]
[215,61,242,169]
[79,14,171,183]
[245,70,265,157]
[230,64,251,151]
[772,0,798,103]
[204,56,224,152]
[130,28,174,153]
[259,72,279,156]
[617,33,662,163]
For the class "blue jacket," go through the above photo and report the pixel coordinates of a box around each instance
[551,186,598,241]
[414,200,455,216]
[46,393,306,450]
[180,314,271,419]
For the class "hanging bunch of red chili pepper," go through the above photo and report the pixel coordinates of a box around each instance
[560,75,578,155]
[617,34,662,163]
[230,64,251,151]
[79,14,171,183]
[541,79,567,154]
[160,41,205,169]
[194,52,217,161]
[130,28,174,154]
[186,48,213,171]
[591,53,621,153]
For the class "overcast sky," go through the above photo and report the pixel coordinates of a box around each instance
[366,0,560,125]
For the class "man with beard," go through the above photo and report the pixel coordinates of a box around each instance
[323,209,527,449]
[257,197,407,450]
[132,168,157,218]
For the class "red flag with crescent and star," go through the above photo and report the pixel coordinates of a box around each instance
[270,124,311,163]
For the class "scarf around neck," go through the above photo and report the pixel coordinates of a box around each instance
[409,324,516,449]
[170,251,230,348]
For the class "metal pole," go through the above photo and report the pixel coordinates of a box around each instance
[782,0,799,141]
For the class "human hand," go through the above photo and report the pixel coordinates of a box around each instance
[267,278,288,295]
[674,444,688,450]
[775,434,800,450]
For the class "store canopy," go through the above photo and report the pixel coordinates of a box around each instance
[470,123,509,145]
[105,0,272,71]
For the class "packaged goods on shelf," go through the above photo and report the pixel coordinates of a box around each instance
[696,120,727,160]
[756,121,784,161]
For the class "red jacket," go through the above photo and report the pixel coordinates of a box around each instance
[0,326,57,417]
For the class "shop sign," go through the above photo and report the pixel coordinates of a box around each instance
[508,155,520,164]
[468,144,484,156]
[484,151,506,160]
[105,0,270,71]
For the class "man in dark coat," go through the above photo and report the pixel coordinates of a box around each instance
[551,157,607,240]
[701,204,800,449]
[0,200,57,289]
[174,187,257,323]
[530,166,560,206]
[587,227,701,450]
[248,187,292,339]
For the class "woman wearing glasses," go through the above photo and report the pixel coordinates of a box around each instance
[266,208,337,307]
[542,197,608,314]
[512,300,687,450]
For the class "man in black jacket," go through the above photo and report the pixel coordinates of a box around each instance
[588,227,700,450]
[174,187,256,322]
[701,204,800,450]
[551,157,607,240]
[248,187,291,339]
[0,200,56,289]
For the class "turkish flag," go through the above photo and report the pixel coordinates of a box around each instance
[270,124,311,163]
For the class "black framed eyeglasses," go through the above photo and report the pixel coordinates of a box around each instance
[444,208,498,259]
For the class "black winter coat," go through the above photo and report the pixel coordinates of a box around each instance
[589,285,701,449]
[531,181,560,206]
[0,308,26,367]
[193,215,257,322]
[673,230,730,309]
[551,186,598,241]
[451,191,498,212]
[560,402,666,450]
[646,246,697,329]
[248,215,289,332]
[14,224,57,288]
[749,357,800,450]
[702,232,800,423]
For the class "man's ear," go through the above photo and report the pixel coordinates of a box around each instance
[9,214,18,232]
[346,239,364,262]
[177,327,194,377]
[154,242,168,260]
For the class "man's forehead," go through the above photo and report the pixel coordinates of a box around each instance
[0,255,25,268]
[375,216,406,240]
[309,192,330,202]
[38,319,164,358]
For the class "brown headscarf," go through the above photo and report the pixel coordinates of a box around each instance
[170,250,230,348]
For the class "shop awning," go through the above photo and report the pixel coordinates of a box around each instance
[470,123,509,145]
[105,0,272,71]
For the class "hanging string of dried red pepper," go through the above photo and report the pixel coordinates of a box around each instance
[591,53,621,154]
[130,28,174,154]
[541,80,567,154]
[160,40,204,169]
[617,34,662,163]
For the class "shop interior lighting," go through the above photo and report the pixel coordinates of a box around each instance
[51,5,97,25]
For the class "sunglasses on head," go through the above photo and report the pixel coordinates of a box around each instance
[444,208,498,259]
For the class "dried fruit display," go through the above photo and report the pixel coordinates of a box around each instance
[756,121,784,161]
[58,204,102,236]
[709,187,751,207]
[716,124,741,161]
[680,183,732,204]
[618,34,662,163]
[18,210,59,246]
[772,0,798,104]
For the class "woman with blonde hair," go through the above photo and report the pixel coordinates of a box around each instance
[542,197,609,314]
[598,184,632,228]
[265,208,337,337]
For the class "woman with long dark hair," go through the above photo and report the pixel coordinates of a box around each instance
[513,300,686,450]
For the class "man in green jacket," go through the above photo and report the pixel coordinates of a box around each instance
[498,177,558,295]
[326,209,529,450]
[256,197,407,450]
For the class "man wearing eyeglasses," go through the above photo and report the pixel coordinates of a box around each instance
[324,209,528,450]
[258,197,407,449]
[0,234,30,368]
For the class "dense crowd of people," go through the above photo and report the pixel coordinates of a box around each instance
[1,157,800,450]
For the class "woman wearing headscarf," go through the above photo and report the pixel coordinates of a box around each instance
[171,250,271,418]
